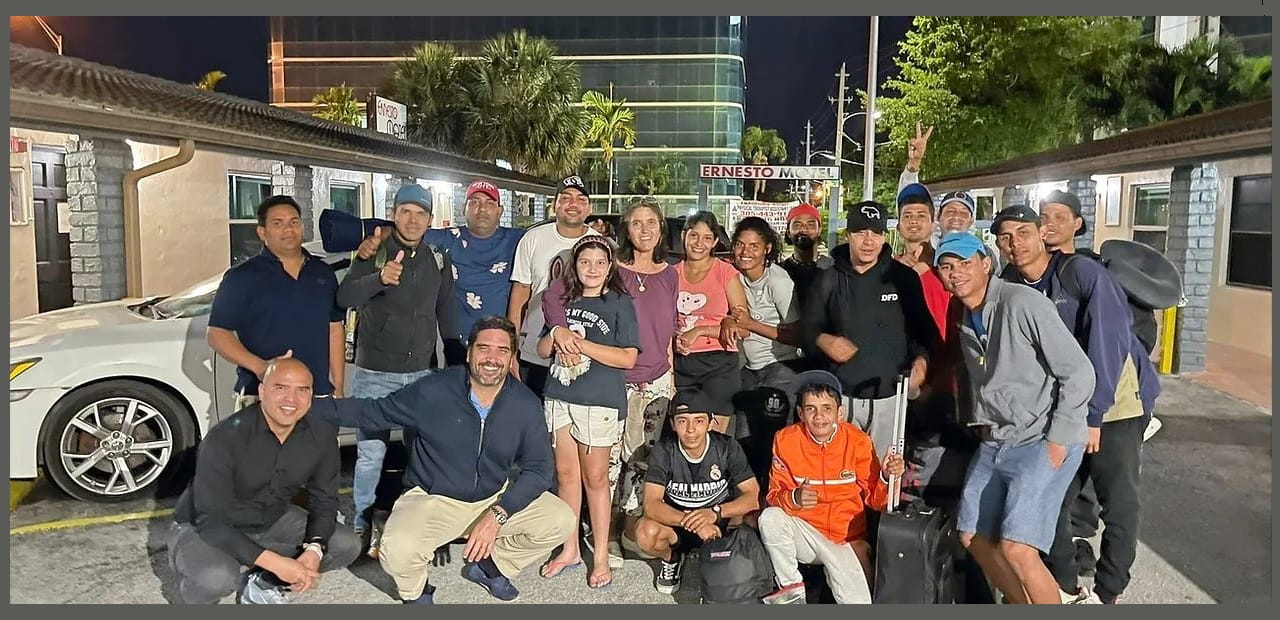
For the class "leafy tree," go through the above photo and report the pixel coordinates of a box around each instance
[1081,35,1272,133]
[740,125,788,163]
[461,30,586,178]
[656,151,693,194]
[311,83,363,126]
[872,17,1140,179]
[582,85,636,210]
[627,158,672,195]
[194,70,226,91]
[384,42,467,149]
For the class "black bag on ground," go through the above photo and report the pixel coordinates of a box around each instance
[698,524,776,604]
[873,502,958,603]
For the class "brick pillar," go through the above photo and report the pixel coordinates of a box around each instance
[384,175,414,219]
[1001,186,1027,209]
[66,137,131,304]
[1165,163,1218,373]
[1065,177,1098,251]
[272,163,315,240]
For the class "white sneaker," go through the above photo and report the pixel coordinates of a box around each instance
[607,540,625,569]
[1143,416,1163,442]
[239,571,290,604]
[1061,588,1102,604]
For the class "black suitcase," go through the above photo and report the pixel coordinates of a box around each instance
[873,502,958,603]
[871,375,959,604]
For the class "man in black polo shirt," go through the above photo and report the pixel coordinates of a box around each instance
[635,390,760,595]
[168,358,360,604]
[207,195,345,407]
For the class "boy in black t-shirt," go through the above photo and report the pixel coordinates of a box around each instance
[635,390,761,594]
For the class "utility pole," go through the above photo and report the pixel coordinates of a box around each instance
[796,121,813,197]
[863,17,880,201]
[827,63,849,248]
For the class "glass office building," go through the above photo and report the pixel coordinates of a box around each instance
[269,17,746,215]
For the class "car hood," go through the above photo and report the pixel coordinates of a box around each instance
[10,298,156,350]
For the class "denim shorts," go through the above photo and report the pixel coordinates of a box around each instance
[957,438,1084,553]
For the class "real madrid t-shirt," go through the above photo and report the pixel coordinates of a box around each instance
[645,432,754,510]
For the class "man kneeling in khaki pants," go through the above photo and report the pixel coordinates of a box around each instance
[311,316,574,603]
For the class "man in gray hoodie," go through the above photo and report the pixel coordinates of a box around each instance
[933,232,1093,605]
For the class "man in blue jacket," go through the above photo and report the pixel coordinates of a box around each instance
[309,316,574,604]
[993,205,1160,605]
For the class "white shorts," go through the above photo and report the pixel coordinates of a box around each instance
[545,399,622,449]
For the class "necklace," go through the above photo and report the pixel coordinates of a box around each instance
[636,272,647,292]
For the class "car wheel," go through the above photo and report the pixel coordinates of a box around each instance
[41,380,195,503]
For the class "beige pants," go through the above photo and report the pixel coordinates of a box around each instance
[379,486,575,600]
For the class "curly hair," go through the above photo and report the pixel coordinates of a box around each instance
[731,216,782,265]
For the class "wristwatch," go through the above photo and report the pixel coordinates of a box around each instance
[489,505,510,526]
[711,504,723,518]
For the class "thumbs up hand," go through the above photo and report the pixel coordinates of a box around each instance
[794,480,819,509]
[380,249,405,286]
[357,227,386,261]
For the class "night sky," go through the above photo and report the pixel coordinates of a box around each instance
[10,16,912,161]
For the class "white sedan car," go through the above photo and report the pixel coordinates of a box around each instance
[9,243,387,503]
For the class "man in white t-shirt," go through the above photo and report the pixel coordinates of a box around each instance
[506,174,600,398]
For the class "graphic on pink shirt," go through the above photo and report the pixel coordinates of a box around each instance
[677,291,708,333]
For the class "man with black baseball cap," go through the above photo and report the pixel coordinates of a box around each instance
[507,174,599,396]
[799,201,936,461]
[636,390,760,595]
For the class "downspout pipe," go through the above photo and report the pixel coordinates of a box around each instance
[122,139,196,297]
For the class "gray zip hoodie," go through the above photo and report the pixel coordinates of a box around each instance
[955,276,1093,447]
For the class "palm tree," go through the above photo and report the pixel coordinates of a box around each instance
[194,70,226,91]
[582,84,637,211]
[627,158,671,195]
[311,83,363,126]
[740,126,787,199]
[384,41,467,149]
[461,30,586,178]
[655,150,692,194]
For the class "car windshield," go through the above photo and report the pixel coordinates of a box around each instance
[151,276,221,319]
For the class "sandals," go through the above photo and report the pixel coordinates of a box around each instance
[539,557,584,579]
[588,567,614,589]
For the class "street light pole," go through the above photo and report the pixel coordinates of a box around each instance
[862,16,879,201]
[32,16,62,55]
[828,62,848,247]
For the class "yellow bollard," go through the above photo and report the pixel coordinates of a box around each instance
[1158,307,1178,374]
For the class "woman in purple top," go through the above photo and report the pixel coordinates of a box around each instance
[542,197,677,570]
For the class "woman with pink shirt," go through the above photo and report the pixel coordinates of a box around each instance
[673,210,749,435]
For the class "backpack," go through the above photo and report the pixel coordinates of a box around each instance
[1056,253,1159,354]
[343,241,449,362]
[698,524,776,604]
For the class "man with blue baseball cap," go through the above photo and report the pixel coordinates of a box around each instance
[933,231,1094,605]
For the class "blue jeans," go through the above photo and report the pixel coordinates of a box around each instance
[957,438,1085,553]
[351,365,433,532]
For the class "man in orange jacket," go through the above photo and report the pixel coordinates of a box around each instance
[758,370,905,604]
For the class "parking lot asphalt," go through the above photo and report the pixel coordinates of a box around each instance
[8,376,1269,604]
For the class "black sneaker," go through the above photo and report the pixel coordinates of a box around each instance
[655,556,682,594]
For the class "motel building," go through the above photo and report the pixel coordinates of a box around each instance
[9,44,557,322]
[926,99,1271,408]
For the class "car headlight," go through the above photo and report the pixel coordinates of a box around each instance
[10,358,41,382]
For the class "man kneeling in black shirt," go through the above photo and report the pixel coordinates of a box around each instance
[168,358,360,604]
[636,390,760,595]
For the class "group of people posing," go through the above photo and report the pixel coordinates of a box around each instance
[169,127,1161,605]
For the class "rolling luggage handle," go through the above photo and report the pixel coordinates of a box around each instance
[887,374,909,512]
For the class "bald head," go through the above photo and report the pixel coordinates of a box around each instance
[259,357,314,433]
[262,357,312,386]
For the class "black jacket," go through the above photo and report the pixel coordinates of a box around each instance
[336,232,463,372]
[309,366,553,515]
[801,243,938,399]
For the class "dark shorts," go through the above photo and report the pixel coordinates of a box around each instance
[520,361,549,399]
[674,350,740,417]
[673,527,707,554]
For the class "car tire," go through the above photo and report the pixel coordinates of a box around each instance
[41,380,196,503]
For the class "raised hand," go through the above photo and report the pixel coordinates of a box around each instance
[380,250,405,286]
